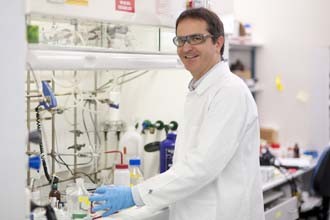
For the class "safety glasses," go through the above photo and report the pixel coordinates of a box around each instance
[172,34,213,47]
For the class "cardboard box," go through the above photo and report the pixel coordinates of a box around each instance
[233,70,252,80]
[260,128,278,144]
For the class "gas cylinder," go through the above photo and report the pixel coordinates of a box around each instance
[160,133,177,173]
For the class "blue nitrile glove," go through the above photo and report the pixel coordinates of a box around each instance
[89,186,135,217]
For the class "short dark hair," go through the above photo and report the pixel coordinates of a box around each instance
[175,7,225,59]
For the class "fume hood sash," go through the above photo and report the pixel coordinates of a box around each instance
[27,46,182,70]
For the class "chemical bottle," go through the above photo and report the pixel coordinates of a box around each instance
[66,178,90,219]
[286,146,292,158]
[160,133,177,173]
[113,164,130,186]
[129,158,144,186]
[269,143,281,158]
[293,143,300,158]
[49,182,61,208]
[119,125,144,164]
[243,23,253,38]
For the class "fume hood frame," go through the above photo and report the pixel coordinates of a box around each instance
[27,45,183,70]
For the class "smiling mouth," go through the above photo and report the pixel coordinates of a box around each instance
[184,54,199,59]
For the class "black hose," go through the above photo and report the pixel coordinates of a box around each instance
[144,141,160,152]
[35,106,52,183]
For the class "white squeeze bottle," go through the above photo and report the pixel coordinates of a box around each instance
[129,158,144,187]
[104,150,130,186]
[114,164,130,186]
[119,125,144,164]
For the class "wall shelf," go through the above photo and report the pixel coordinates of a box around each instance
[228,36,263,49]
[228,38,263,90]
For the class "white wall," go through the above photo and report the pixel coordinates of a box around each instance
[120,69,191,126]
[120,69,191,178]
[0,2,26,219]
[234,0,330,151]
[308,48,329,150]
[211,0,234,16]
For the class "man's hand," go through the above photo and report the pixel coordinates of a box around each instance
[89,186,135,217]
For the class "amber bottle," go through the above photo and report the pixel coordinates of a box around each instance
[49,183,61,208]
[293,143,300,158]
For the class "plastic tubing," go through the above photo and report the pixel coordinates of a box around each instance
[104,150,124,164]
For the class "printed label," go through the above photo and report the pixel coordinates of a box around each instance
[115,0,135,13]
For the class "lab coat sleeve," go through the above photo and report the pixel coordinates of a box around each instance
[136,84,255,209]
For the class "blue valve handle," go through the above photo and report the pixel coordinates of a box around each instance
[29,155,41,170]
[40,81,57,110]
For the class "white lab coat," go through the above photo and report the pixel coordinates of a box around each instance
[136,62,265,220]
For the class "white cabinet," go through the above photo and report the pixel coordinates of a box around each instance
[265,197,299,220]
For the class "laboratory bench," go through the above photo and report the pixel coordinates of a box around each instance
[31,159,313,220]
[102,206,169,220]
[263,166,314,220]
[102,164,315,220]
[262,166,314,192]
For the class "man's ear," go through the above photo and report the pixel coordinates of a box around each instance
[215,36,224,53]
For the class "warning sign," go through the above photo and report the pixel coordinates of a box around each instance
[115,0,135,13]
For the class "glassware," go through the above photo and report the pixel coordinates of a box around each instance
[66,178,90,219]
[129,158,144,186]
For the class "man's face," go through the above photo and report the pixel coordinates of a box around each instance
[176,18,223,80]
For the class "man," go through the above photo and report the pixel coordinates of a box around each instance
[90,7,265,220]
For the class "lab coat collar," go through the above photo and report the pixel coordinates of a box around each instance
[192,61,230,96]
[188,70,210,91]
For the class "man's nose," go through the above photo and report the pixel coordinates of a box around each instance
[181,41,192,51]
